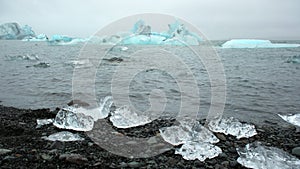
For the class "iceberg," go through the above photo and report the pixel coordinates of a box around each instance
[109,105,152,128]
[278,113,300,127]
[23,34,48,41]
[175,141,222,161]
[0,22,35,40]
[121,20,202,45]
[221,39,300,48]
[208,117,257,139]
[53,107,94,131]
[237,142,300,169]
[42,131,84,142]
[36,119,54,128]
[160,120,219,146]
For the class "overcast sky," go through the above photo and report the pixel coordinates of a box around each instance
[1,0,299,40]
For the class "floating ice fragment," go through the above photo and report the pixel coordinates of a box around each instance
[208,117,257,139]
[237,142,300,169]
[5,54,39,61]
[286,55,300,64]
[53,107,94,131]
[222,39,300,48]
[175,141,222,161]
[160,120,219,145]
[36,119,54,128]
[109,105,152,128]
[42,131,84,142]
[278,113,300,127]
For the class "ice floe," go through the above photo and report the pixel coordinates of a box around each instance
[222,39,300,48]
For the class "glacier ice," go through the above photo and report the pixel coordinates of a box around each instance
[278,113,300,127]
[237,142,300,169]
[36,119,54,128]
[109,105,152,128]
[175,141,222,161]
[0,22,35,40]
[53,107,94,131]
[160,120,221,161]
[286,55,300,64]
[77,96,113,121]
[222,39,300,48]
[160,120,219,146]
[208,117,257,139]
[121,20,202,45]
[159,126,190,146]
[23,34,48,41]
[5,54,39,61]
[42,131,84,142]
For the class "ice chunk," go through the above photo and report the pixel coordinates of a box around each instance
[286,55,300,64]
[237,142,300,169]
[36,119,54,128]
[175,141,222,161]
[278,113,300,127]
[159,126,190,145]
[0,22,35,40]
[53,107,94,131]
[5,54,39,61]
[160,120,219,145]
[208,117,257,139]
[109,105,152,128]
[98,96,113,119]
[42,131,84,142]
[222,39,300,48]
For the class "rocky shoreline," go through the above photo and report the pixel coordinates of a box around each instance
[0,105,299,169]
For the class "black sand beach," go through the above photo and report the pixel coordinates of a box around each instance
[0,105,299,169]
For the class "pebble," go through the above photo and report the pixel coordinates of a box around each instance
[216,133,227,141]
[0,149,12,155]
[292,147,300,157]
[127,161,142,168]
[40,153,53,161]
[229,160,238,167]
[59,153,88,165]
[221,161,229,167]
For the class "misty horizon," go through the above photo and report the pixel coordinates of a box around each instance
[1,0,300,40]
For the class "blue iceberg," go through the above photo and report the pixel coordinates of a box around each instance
[23,34,48,41]
[121,20,202,45]
[0,22,36,40]
[222,39,300,48]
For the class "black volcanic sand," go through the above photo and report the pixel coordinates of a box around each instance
[0,105,299,169]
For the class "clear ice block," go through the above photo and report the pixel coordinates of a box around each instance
[109,105,152,128]
[175,141,222,161]
[237,142,300,169]
[53,107,94,131]
[208,117,257,139]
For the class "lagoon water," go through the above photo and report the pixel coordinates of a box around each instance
[0,40,300,125]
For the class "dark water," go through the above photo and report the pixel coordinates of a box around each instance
[0,40,300,125]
